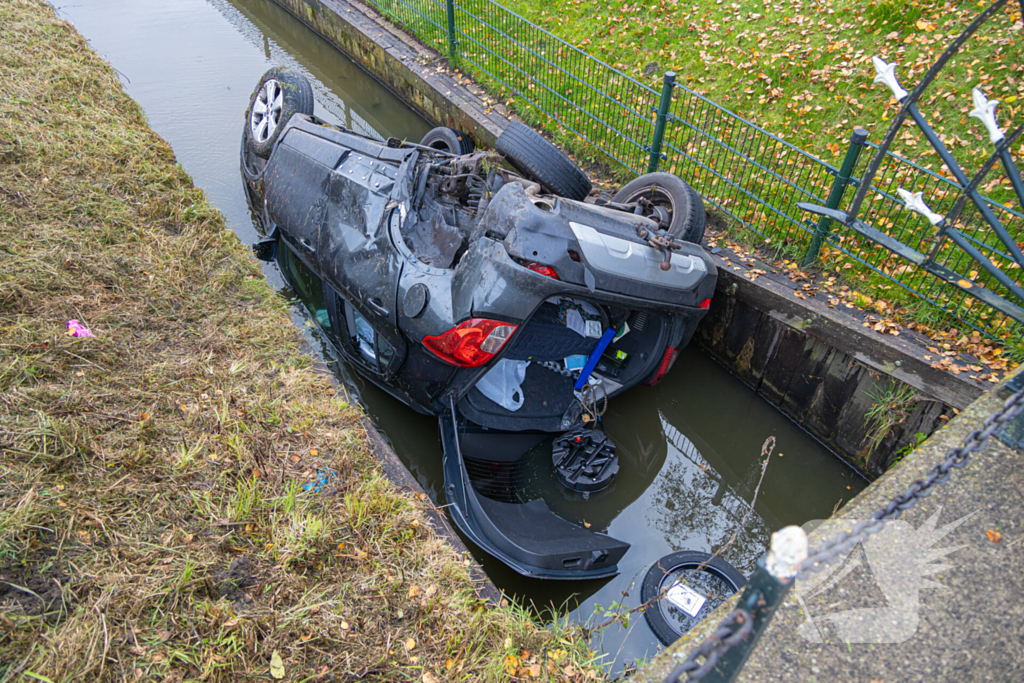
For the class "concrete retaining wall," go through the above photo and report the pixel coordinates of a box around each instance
[696,258,985,477]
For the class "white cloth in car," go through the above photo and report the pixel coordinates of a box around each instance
[476,359,530,411]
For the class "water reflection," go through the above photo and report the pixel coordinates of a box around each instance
[652,414,770,575]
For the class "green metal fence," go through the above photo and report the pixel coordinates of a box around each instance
[365,0,1022,339]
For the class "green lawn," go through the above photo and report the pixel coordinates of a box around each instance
[500,0,1023,174]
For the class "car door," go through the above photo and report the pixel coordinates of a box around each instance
[262,128,345,266]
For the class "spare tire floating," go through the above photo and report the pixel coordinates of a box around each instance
[641,551,746,646]
[552,428,618,493]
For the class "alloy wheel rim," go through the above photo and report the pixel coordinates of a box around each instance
[250,79,283,144]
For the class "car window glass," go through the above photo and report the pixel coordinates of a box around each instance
[337,299,396,375]
[280,243,332,334]
[377,335,395,369]
[352,309,377,364]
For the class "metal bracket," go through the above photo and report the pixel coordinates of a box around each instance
[642,145,668,160]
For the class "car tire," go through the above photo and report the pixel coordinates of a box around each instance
[420,126,474,155]
[612,172,706,244]
[495,121,592,201]
[641,551,746,647]
[244,66,315,159]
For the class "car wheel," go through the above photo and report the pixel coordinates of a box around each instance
[612,172,706,244]
[244,66,314,159]
[495,121,592,201]
[420,126,474,155]
[641,551,746,647]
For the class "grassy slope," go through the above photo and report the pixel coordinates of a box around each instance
[0,1,597,680]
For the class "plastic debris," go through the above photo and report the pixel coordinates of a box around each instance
[66,320,93,337]
[303,469,337,494]
[476,359,529,411]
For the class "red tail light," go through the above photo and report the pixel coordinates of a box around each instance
[699,298,711,309]
[525,262,559,280]
[422,318,517,368]
[646,346,679,386]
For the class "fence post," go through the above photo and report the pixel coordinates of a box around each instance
[702,526,807,683]
[801,127,869,266]
[445,0,458,61]
[647,71,676,173]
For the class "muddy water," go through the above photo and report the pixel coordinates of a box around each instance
[62,0,866,670]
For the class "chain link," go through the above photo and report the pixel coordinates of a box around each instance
[663,609,753,683]
[536,360,576,378]
[662,383,1023,682]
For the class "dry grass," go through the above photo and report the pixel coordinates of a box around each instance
[0,1,600,680]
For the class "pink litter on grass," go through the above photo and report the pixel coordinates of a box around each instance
[66,320,93,338]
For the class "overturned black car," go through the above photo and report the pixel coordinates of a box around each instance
[241,67,717,580]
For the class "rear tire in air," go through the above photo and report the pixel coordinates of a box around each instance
[496,121,592,201]
[613,172,706,244]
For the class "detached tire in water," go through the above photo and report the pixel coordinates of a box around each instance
[245,66,315,159]
[613,172,707,244]
[496,121,592,201]
[641,551,746,647]
[420,126,475,155]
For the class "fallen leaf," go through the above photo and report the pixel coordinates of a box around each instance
[408,585,421,598]
[270,651,285,679]
[987,529,1002,543]
[405,637,416,651]
[310,449,319,456]
[422,673,439,683]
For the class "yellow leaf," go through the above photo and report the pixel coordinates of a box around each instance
[405,638,416,651]
[409,585,421,598]
[270,650,285,679]
[310,449,319,456]
[422,673,440,683]
[446,659,455,670]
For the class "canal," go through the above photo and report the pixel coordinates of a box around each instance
[59,0,866,671]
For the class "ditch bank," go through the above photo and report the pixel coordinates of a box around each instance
[0,2,592,680]
[269,0,988,479]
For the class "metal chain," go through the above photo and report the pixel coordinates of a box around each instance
[663,609,753,682]
[663,383,1023,682]
[799,384,1024,578]
[536,360,576,378]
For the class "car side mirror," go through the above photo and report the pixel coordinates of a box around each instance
[252,237,277,262]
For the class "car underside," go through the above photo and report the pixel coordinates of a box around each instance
[241,67,717,580]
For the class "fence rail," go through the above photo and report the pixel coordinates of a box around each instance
[364,0,1022,339]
